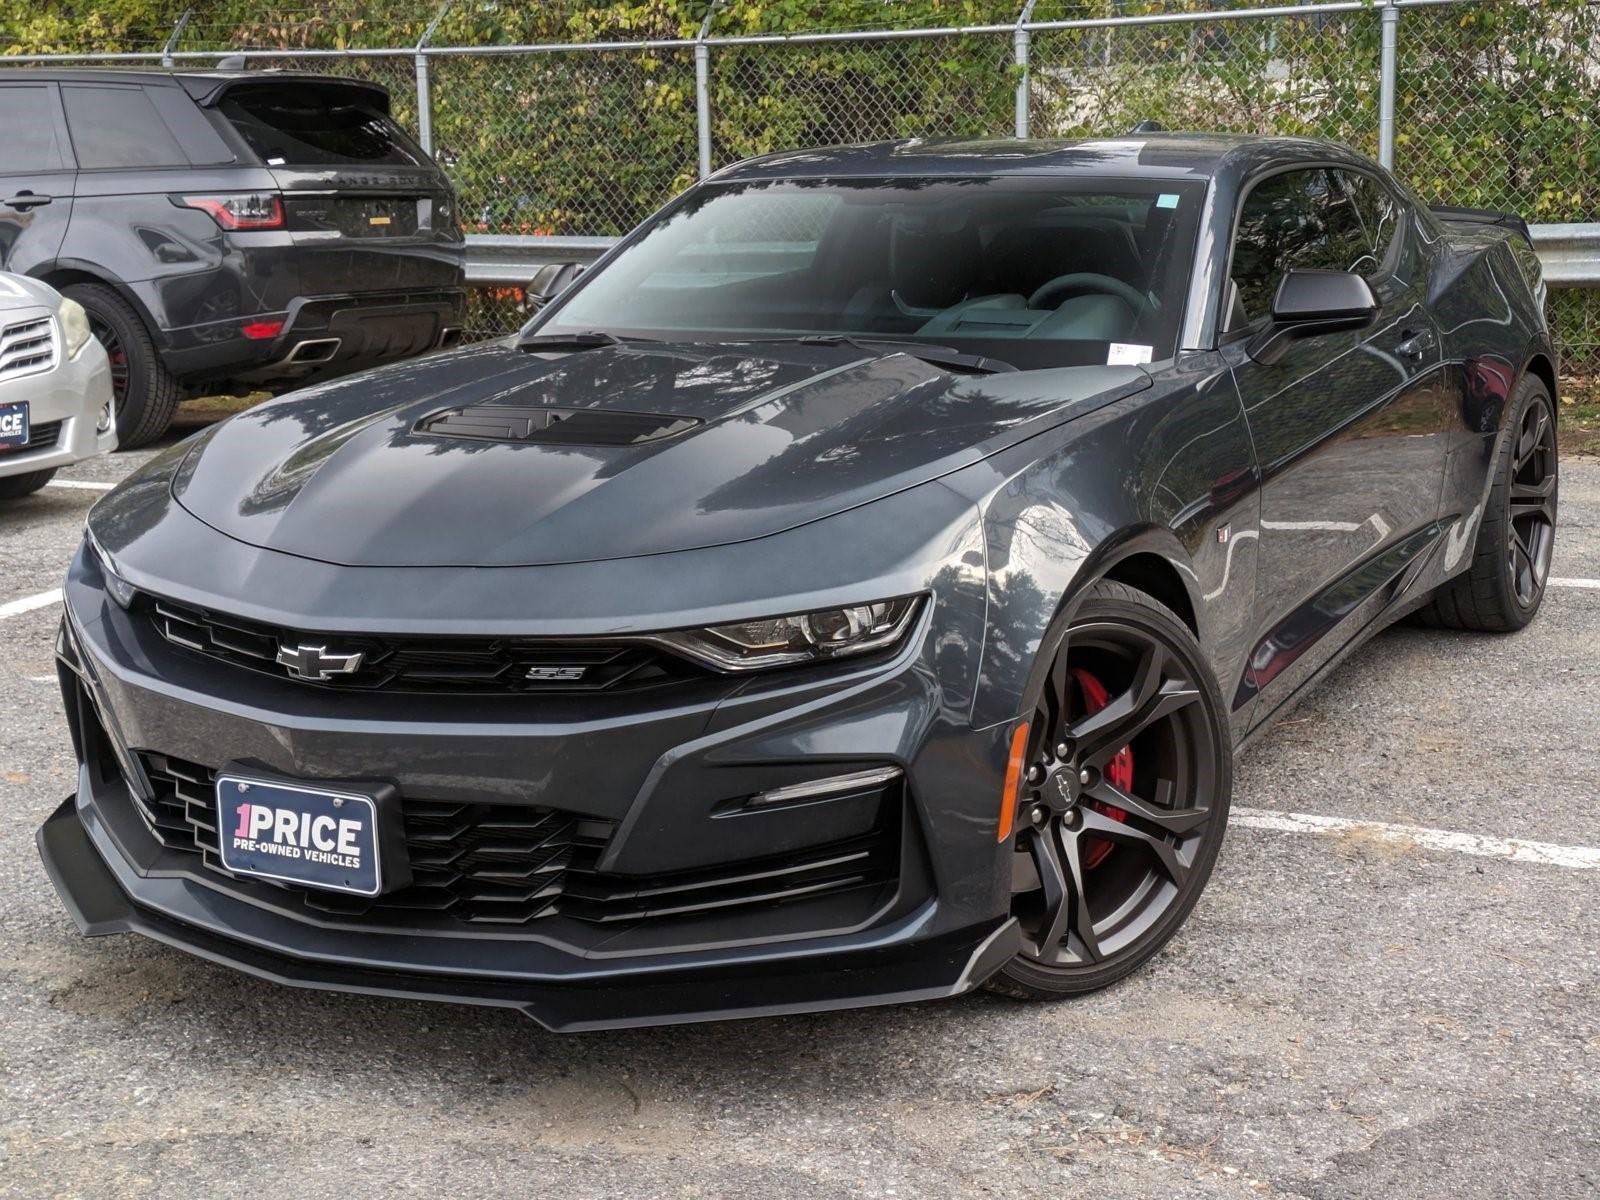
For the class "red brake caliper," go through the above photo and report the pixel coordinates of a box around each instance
[1070,667,1130,869]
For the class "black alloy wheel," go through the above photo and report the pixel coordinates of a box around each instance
[1506,393,1557,608]
[61,281,181,449]
[1417,375,1558,633]
[86,309,129,407]
[988,580,1231,999]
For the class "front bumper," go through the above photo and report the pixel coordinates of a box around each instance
[0,333,116,478]
[44,494,1020,1028]
[39,794,1016,1030]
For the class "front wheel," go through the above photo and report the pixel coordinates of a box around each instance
[0,468,57,499]
[986,580,1232,1000]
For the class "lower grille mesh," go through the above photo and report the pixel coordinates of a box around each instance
[128,751,898,929]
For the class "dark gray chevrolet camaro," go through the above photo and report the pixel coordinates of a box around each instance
[41,135,1558,1030]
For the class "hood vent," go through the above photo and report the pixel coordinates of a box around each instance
[415,404,700,447]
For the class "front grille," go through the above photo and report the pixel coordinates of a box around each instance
[146,596,701,695]
[130,752,900,929]
[0,315,56,381]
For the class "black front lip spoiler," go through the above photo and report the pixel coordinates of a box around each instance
[37,797,1019,1032]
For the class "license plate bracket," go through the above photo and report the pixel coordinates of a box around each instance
[215,766,410,896]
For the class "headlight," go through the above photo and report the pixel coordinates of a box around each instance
[654,596,923,671]
[84,528,138,609]
[59,298,93,358]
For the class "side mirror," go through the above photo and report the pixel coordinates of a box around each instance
[525,262,586,313]
[1246,269,1378,364]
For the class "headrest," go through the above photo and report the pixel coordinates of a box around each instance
[891,218,980,309]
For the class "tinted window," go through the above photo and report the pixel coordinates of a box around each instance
[1337,169,1403,277]
[0,86,65,173]
[218,84,423,166]
[541,177,1207,369]
[1231,168,1372,323]
[63,85,187,169]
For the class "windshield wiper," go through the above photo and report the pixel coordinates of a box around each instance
[518,330,660,353]
[754,335,1015,375]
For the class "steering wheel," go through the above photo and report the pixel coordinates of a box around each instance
[1027,272,1151,315]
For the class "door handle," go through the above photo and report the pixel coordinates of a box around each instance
[1395,329,1433,361]
[2,191,53,211]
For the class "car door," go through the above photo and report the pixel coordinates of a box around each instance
[1223,165,1451,717]
[0,81,75,274]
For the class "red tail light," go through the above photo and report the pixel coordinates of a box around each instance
[176,193,285,231]
[240,320,284,340]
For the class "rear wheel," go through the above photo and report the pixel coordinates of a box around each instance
[0,468,57,499]
[62,282,180,450]
[1417,374,1557,632]
[986,580,1232,1000]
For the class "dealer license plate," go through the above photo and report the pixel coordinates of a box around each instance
[216,773,383,896]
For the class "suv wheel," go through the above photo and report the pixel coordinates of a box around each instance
[63,282,180,449]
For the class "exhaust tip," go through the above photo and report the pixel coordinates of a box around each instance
[282,337,341,365]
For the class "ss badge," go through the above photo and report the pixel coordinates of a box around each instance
[526,665,588,682]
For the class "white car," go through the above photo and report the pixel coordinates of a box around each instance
[0,272,116,498]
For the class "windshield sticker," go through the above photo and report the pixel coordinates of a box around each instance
[1107,343,1153,365]
[1156,193,1180,209]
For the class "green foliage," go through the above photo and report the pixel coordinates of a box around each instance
[6,1,1600,361]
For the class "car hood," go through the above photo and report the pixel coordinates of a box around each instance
[171,339,1149,567]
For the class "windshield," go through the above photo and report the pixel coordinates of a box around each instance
[538,176,1204,369]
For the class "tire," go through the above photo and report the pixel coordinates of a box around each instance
[63,282,180,449]
[0,468,57,499]
[985,580,1232,1000]
[1416,374,1558,632]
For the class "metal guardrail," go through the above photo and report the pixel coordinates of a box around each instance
[466,226,1600,290]
[1529,226,1600,289]
[463,235,615,285]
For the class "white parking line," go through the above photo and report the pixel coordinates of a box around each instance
[0,589,62,621]
[1550,576,1600,590]
[1233,806,1600,870]
[44,479,114,492]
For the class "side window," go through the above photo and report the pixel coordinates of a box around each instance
[0,86,65,173]
[1337,170,1403,278]
[1230,168,1373,325]
[62,85,187,170]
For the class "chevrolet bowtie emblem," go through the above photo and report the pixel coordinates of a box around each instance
[276,643,365,682]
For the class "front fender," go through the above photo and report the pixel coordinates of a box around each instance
[943,356,1260,731]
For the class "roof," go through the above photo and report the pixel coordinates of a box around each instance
[714,133,1372,183]
[0,67,390,106]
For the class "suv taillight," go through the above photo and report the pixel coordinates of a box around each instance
[174,193,285,231]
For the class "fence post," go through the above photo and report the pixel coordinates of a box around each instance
[1014,0,1038,139]
[161,8,192,69]
[414,1,451,154]
[695,4,722,179]
[1378,0,1398,168]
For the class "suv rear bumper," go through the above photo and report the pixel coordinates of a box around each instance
[161,288,467,387]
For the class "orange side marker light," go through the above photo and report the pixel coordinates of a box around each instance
[997,720,1030,843]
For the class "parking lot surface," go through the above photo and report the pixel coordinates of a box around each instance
[1,436,1596,1200]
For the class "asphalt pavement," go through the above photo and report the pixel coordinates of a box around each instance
[0,433,1595,1200]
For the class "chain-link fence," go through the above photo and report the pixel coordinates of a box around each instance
[5,0,1599,368]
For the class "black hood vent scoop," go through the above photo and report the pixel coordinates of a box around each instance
[415,404,701,446]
